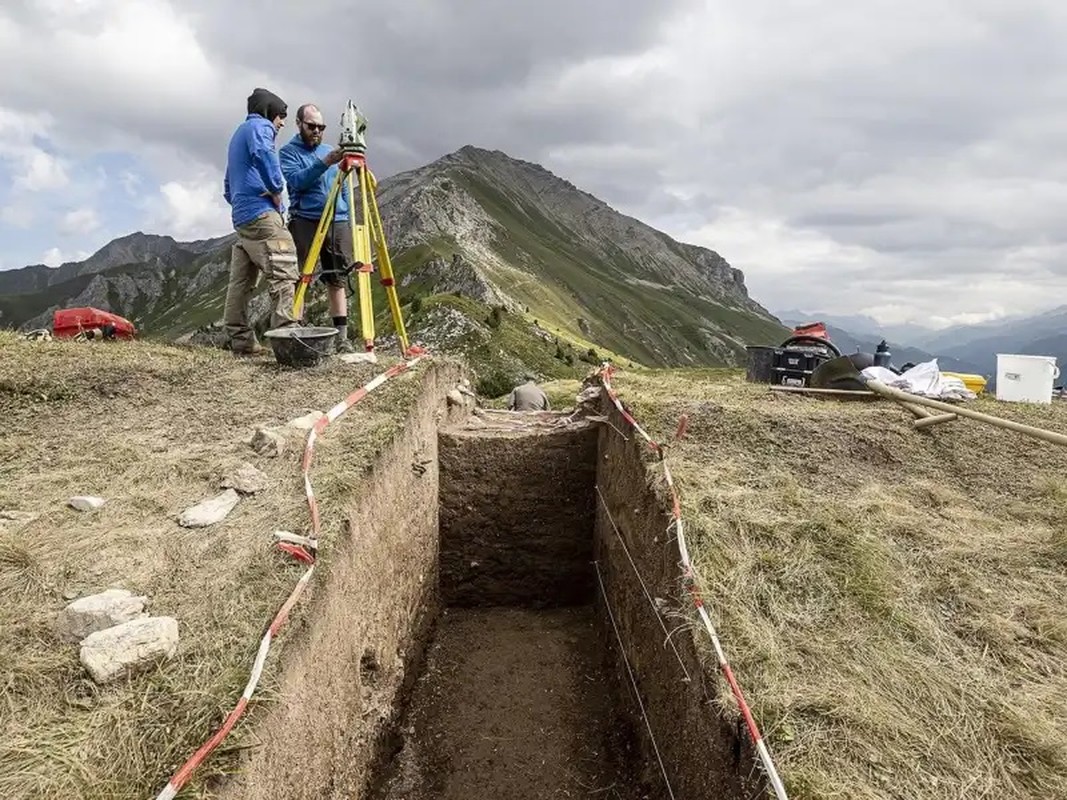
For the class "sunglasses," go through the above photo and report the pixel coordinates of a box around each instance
[303,122,326,132]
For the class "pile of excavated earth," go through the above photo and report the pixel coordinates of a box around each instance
[2,332,1065,800]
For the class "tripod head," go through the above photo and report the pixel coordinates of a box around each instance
[338,100,367,156]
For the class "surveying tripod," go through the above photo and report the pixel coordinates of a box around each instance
[290,102,415,357]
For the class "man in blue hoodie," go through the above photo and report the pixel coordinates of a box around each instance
[279,103,355,353]
[221,87,300,355]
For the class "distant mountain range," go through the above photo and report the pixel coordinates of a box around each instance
[777,308,1067,386]
[0,145,788,378]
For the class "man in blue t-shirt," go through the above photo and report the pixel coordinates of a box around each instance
[221,87,301,355]
[279,103,355,353]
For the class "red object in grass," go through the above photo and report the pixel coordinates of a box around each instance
[52,307,136,339]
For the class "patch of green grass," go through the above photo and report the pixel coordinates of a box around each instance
[376,292,600,398]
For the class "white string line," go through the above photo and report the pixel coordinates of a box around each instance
[595,485,692,683]
[594,560,677,800]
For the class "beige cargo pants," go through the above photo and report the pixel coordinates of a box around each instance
[223,210,300,352]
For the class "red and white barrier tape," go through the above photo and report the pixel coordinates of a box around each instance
[153,353,425,800]
[597,364,789,800]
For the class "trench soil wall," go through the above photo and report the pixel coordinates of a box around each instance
[214,381,758,799]
[371,415,653,799]
[437,422,600,607]
[219,361,465,800]
[594,397,768,799]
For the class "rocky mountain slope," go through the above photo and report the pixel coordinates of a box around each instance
[0,145,787,371]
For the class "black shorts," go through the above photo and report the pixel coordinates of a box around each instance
[288,216,355,288]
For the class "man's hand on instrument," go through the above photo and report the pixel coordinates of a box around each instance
[323,147,344,167]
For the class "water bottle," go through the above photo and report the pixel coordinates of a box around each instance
[874,340,891,368]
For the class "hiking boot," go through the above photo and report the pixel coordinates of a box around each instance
[336,338,356,355]
[232,342,267,357]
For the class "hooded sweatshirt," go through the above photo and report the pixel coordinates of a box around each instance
[223,88,288,228]
[278,133,349,222]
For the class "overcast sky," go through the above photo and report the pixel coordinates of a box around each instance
[1,0,1065,328]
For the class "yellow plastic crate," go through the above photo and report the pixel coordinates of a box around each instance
[942,371,988,394]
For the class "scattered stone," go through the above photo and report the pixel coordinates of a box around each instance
[80,616,179,684]
[57,589,147,642]
[446,389,465,407]
[286,411,325,431]
[0,510,37,532]
[69,496,106,512]
[178,489,240,528]
[339,351,378,364]
[251,426,287,458]
[62,589,79,601]
[220,462,269,495]
[0,510,37,522]
[464,416,488,430]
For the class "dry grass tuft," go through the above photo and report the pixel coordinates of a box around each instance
[607,369,1067,800]
[0,331,441,799]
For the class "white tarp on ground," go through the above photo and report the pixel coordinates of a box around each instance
[861,359,977,401]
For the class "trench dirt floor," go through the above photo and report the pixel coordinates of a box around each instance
[371,607,647,800]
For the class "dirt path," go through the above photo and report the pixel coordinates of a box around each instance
[370,607,649,800]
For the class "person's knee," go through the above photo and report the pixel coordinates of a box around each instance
[318,271,345,290]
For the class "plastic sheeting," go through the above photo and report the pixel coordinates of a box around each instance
[861,359,977,401]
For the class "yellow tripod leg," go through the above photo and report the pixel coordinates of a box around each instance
[292,171,344,320]
[365,169,411,355]
[350,169,375,350]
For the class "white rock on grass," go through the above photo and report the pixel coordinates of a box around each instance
[251,427,287,458]
[79,616,179,684]
[338,352,377,364]
[57,588,147,642]
[285,410,325,431]
[178,489,240,528]
[220,462,269,495]
[69,496,106,512]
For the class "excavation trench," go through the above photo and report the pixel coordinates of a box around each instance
[220,369,763,800]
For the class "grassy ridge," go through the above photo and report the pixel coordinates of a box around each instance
[456,172,789,365]
[601,368,1067,800]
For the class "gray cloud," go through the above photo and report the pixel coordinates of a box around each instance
[2,0,1067,327]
